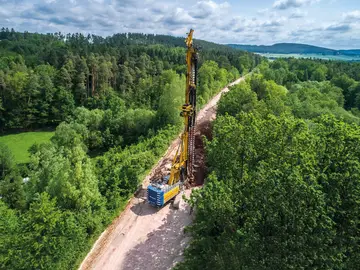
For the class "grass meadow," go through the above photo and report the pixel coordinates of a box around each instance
[0,131,55,163]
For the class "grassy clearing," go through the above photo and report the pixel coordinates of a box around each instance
[0,131,55,163]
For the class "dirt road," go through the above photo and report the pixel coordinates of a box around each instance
[79,77,245,270]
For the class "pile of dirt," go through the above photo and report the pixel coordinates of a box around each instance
[149,117,212,187]
[192,120,212,186]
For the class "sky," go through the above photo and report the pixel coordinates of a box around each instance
[1,0,360,49]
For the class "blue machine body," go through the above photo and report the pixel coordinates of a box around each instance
[147,185,165,207]
[147,176,181,207]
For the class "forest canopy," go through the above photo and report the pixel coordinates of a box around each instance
[177,58,360,270]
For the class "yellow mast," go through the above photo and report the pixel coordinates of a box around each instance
[168,29,198,185]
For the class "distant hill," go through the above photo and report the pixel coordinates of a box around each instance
[228,43,360,56]
[339,49,360,56]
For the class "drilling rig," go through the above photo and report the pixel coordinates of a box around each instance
[147,29,198,207]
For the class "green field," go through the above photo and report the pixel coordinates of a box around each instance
[0,131,55,163]
[257,53,360,62]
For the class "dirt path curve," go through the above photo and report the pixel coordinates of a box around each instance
[79,76,245,270]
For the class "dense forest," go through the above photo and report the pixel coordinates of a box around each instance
[177,58,360,269]
[0,27,260,132]
[0,28,260,269]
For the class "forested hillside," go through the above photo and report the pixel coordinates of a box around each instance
[0,28,260,269]
[177,58,360,269]
[0,28,260,131]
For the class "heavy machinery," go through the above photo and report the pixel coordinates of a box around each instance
[147,29,198,207]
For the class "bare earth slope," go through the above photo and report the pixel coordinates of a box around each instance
[79,77,245,270]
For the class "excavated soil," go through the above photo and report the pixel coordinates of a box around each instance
[193,120,211,186]
[79,77,244,270]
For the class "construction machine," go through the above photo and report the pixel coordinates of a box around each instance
[147,29,198,207]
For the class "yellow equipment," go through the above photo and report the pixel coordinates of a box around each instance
[147,29,198,207]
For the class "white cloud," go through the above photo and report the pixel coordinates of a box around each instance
[190,1,229,19]
[290,9,307,18]
[257,8,269,15]
[261,17,287,27]
[161,7,195,26]
[325,23,352,32]
[273,0,319,10]
[0,0,358,49]
[343,10,360,22]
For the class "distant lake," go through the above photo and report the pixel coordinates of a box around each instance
[257,53,360,62]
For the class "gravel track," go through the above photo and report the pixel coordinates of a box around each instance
[79,77,245,270]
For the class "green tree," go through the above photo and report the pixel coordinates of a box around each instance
[218,81,257,117]
[35,65,57,124]
[0,143,14,179]
[331,74,356,109]
[0,201,20,269]
[314,115,360,268]
[51,86,75,122]
[178,114,337,270]
[286,81,358,124]
[0,172,26,210]
[156,70,184,126]
[57,67,73,90]
[20,193,87,269]
[310,65,328,81]
[74,57,89,104]
[29,142,102,211]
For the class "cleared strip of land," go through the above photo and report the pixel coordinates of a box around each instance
[79,76,245,270]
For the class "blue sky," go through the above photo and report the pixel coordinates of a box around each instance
[1,0,360,49]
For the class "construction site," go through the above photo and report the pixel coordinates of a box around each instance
[79,31,245,267]
[3,0,359,268]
